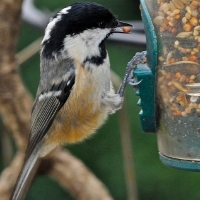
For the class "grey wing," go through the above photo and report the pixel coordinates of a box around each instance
[26,64,76,159]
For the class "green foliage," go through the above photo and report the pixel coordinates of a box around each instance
[35,0,141,20]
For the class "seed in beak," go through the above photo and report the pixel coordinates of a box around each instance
[122,26,131,33]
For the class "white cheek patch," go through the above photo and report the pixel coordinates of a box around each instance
[38,91,62,101]
[42,6,72,43]
[63,28,111,62]
[80,28,110,46]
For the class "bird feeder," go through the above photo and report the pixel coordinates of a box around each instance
[135,0,200,171]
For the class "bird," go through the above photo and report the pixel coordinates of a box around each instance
[11,2,134,200]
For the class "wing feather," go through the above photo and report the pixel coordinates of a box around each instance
[26,70,75,159]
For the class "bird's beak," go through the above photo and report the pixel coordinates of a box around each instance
[111,21,132,33]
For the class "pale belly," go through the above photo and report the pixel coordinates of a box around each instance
[44,62,110,148]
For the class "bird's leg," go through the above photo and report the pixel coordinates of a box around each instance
[118,51,147,97]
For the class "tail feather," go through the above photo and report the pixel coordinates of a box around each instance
[10,144,42,200]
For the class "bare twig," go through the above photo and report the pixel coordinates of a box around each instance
[47,148,113,200]
[0,148,114,200]
[16,37,42,65]
[0,153,25,200]
[111,71,138,200]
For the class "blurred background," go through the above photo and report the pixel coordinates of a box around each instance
[1,0,200,199]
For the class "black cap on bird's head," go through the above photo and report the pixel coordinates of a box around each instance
[41,2,132,58]
[50,2,131,35]
[56,2,117,35]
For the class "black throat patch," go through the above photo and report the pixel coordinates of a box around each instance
[83,41,107,66]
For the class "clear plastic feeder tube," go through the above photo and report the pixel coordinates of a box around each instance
[145,0,200,161]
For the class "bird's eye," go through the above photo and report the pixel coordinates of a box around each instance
[98,21,106,28]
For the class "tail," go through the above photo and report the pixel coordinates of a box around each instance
[10,143,42,200]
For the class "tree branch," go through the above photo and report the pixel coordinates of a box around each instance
[46,148,113,200]
[0,149,113,200]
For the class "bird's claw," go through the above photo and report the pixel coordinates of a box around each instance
[118,51,147,97]
[126,73,143,91]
